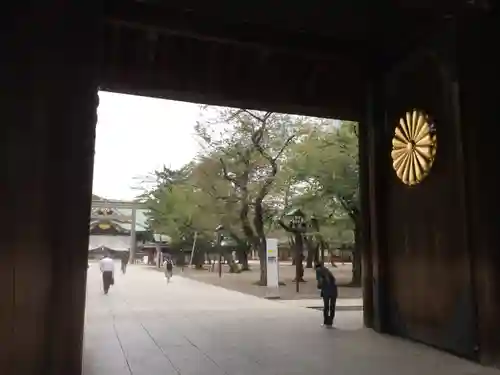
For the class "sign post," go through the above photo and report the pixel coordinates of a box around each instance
[265,238,280,299]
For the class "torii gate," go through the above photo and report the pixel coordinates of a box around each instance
[91,198,146,262]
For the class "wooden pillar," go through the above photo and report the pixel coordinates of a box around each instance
[1,3,101,375]
[129,207,137,263]
[358,101,373,328]
[457,10,500,366]
[365,81,390,333]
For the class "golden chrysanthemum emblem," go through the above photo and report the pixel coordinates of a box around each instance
[391,109,437,186]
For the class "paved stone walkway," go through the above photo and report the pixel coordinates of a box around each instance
[83,263,498,375]
[277,298,363,310]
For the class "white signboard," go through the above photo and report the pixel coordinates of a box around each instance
[266,238,280,299]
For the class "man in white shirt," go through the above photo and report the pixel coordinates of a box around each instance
[99,254,115,294]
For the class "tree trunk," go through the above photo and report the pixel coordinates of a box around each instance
[288,237,295,265]
[238,247,250,271]
[293,234,305,282]
[351,224,362,286]
[258,244,267,286]
[193,250,205,269]
[304,236,315,268]
[352,249,362,286]
[314,245,320,265]
[306,247,314,268]
[252,197,268,286]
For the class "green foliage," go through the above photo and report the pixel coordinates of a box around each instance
[194,109,305,241]
[287,120,359,237]
[138,109,359,280]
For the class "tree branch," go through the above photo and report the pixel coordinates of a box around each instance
[278,218,300,234]
[253,134,296,202]
[351,122,359,138]
[241,109,272,124]
[202,187,239,204]
[337,196,359,222]
[219,157,240,187]
[274,135,296,162]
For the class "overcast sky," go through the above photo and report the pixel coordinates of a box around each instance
[92,91,203,200]
[92,91,337,201]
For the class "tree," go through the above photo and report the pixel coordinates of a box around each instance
[137,109,360,288]
[195,109,297,285]
[189,155,252,270]
[303,215,322,268]
[138,165,210,268]
[288,121,361,285]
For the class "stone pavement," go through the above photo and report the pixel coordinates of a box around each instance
[277,298,363,310]
[83,263,499,375]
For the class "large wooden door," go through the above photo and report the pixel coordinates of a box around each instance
[381,46,478,358]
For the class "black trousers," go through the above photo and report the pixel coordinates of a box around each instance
[102,271,113,293]
[322,295,337,326]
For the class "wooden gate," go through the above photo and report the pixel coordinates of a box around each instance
[381,42,478,358]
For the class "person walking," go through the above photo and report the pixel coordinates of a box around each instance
[315,261,338,328]
[163,256,174,283]
[100,253,115,294]
[120,252,128,274]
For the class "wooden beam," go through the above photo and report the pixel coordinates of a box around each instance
[104,0,372,62]
[101,30,366,120]
[90,215,133,221]
[91,199,146,209]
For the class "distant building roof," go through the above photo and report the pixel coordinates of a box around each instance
[90,200,149,232]
[89,219,130,235]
